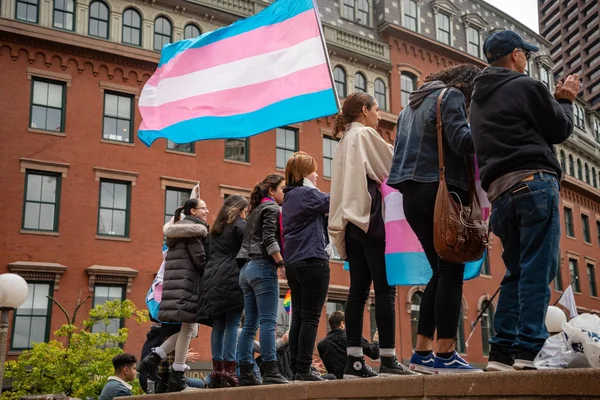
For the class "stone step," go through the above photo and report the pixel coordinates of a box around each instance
[130,369,600,399]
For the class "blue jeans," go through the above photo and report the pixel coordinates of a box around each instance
[489,172,560,353]
[237,259,279,364]
[211,311,242,361]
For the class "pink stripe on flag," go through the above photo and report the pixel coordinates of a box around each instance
[385,219,424,254]
[139,63,332,131]
[147,10,320,87]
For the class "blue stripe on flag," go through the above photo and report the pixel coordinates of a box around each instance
[342,252,484,286]
[158,0,315,68]
[138,88,338,146]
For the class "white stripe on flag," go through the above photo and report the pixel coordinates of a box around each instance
[139,37,327,107]
[384,192,406,223]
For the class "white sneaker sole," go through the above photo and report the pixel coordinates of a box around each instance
[513,359,536,370]
[342,374,379,379]
[486,361,515,372]
[409,364,435,375]
[434,368,484,374]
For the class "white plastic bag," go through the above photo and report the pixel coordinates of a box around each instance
[562,313,600,368]
[533,332,588,369]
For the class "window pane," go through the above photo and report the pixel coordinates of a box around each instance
[105,94,118,117]
[46,108,62,132]
[26,174,42,201]
[276,148,285,169]
[324,160,331,178]
[113,184,127,209]
[123,27,131,44]
[112,210,126,236]
[103,117,117,139]
[12,317,32,348]
[47,84,62,108]
[32,284,50,315]
[98,209,113,234]
[116,119,131,142]
[131,30,140,46]
[33,81,48,105]
[117,96,131,119]
[31,105,47,130]
[23,202,41,229]
[286,130,295,149]
[100,182,115,208]
[54,11,64,28]
[38,203,55,230]
[99,21,108,38]
[276,130,285,148]
[89,19,98,36]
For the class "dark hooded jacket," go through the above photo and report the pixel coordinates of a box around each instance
[387,81,474,192]
[470,67,574,191]
[197,218,246,326]
[282,185,330,266]
[317,329,379,379]
[158,216,208,323]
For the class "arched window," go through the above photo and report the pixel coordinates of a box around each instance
[401,72,417,107]
[585,163,590,184]
[410,291,422,349]
[568,154,575,176]
[184,23,201,39]
[577,158,583,180]
[122,8,142,46]
[559,150,566,172]
[154,16,172,51]
[480,300,495,356]
[53,0,75,30]
[374,78,387,110]
[88,1,109,39]
[354,72,367,93]
[593,167,597,188]
[333,66,347,98]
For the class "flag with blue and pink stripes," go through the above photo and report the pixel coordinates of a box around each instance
[137,0,339,147]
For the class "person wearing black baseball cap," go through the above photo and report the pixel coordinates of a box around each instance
[469,30,580,372]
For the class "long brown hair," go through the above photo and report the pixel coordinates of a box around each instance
[285,151,317,187]
[248,174,285,212]
[210,195,248,235]
[333,92,377,138]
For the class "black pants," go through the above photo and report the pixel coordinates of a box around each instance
[401,181,467,340]
[286,258,330,372]
[344,223,396,349]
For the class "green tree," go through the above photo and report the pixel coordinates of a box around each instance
[2,295,148,400]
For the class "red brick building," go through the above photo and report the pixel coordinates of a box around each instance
[1,0,599,379]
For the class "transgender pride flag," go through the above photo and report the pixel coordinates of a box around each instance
[137,0,339,146]
[343,160,490,286]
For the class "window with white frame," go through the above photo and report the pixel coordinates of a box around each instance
[436,13,451,45]
[11,282,52,350]
[333,66,347,98]
[574,103,586,129]
[374,78,387,110]
[403,0,418,31]
[354,72,367,93]
[466,26,480,58]
[401,73,417,107]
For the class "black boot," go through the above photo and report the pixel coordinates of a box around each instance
[138,351,163,383]
[262,360,289,385]
[167,368,188,392]
[379,356,416,376]
[238,363,261,386]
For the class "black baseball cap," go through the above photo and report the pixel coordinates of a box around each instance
[483,30,539,63]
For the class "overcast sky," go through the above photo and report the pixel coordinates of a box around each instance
[483,0,540,33]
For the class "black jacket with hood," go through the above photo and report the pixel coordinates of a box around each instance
[470,67,574,191]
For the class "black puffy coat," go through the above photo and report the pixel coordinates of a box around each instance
[197,218,246,326]
[158,216,208,323]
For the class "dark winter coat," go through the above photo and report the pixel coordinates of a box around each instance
[470,66,574,191]
[158,216,208,323]
[317,328,379,379]
[197,218,246,326]
[282,186,330,266]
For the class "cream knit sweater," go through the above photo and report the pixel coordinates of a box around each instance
[328,122,394,260]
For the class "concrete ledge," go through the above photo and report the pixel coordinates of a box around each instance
[124,369,600,400]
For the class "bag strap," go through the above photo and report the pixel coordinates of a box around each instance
[436,88,448,181]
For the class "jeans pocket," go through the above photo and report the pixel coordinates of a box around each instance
[513,189,548,227]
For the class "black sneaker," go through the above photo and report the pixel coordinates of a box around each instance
[343,356,378,379]
[513,349,538,370]
[379,356,416,376]
[486,345,515,372]
[295,369,324,382]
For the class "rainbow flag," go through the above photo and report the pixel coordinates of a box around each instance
[283,290,292,315]
[344,159,490,286]
[137,0,338,146]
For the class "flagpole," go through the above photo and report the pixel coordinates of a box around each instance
[465,285,501,347]
[311,0,341,112]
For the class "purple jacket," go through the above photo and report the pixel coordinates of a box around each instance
[282,185,330,265]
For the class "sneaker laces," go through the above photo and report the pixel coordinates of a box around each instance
[363,362,377,375]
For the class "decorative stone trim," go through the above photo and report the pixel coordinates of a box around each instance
[161,176,199,190]
[86,265,138,293]
[219,184,252,199]
[94,167,139,185]
[99,81,141,98]
[320,128,334,138]
[20,158,70,178]
[8,261,67,290]
[406,285,425,313]
[476,294,497,311]
[460,13,488,30]
[27,67,72,87]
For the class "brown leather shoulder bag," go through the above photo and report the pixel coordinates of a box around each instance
[433,89,488,263]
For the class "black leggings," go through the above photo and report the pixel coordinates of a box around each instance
[401,181,467,340]
[344,223,396,349]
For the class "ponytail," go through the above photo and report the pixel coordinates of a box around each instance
[173,198,200,222]
[333,92,377,138]
[333,113,349,139]
[248,174,285,213]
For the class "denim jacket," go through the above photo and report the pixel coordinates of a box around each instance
[387,83,474,192]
